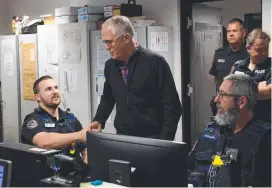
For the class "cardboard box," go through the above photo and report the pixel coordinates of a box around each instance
[131,19,156,27]
[78,15,103,22]
[78,6,104,15]
[55,16,77,24]
[104,9,121,18]
[55,7,80,16]
[40,14,55,25]
[104,5,120,12]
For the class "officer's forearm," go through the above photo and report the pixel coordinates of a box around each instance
[258,85,271,100]
[33,132,82,149]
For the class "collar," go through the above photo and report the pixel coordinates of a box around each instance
[38,106,66,121]
[118,45,141,66]
[227,45,246,54]
[240,57,271,69]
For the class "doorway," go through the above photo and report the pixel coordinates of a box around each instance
[180,0,262,149]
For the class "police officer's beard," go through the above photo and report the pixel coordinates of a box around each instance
[215,106,240,126]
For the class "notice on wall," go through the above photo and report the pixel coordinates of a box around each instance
[64,69,78,92]
[1,40,15,76]
[150,32,168,52]
[96,36,111,71]
[21,43,37,100]
[59,26,81,64]
[46,44,58,65]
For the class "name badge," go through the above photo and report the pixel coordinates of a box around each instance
[255,70,265,74]
[218,59,225,63]
[234,71,245,75]
[45,123,55,128]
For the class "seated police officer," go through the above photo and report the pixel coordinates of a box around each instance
[188,74,271,187]
[21,75,88,164]
[232,29,271,123]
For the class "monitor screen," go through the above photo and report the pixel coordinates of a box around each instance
[0,159,11,187]
[0,165,4,186]
[87,132,188,187]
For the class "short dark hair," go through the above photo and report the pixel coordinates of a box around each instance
[33,75,53,94]
[228,18,244,29]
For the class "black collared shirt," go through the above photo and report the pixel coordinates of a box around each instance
[233,57,271,123]
[209,46,249,91]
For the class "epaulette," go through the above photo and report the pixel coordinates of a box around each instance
[234,60,244,66]
[66,108,74,115]
[215,47,225,52]
[205,120,219,129]
[34,108,41,113]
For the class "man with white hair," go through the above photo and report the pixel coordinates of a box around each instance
[88,16,182,140]
[188,74,271,187]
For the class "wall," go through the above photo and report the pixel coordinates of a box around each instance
[262,0,272,56]
[2,0,183,141]
[204,0,262,27]
[0,0,9,35]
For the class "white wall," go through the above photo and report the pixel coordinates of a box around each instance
[204,0,261,27]
[2,0,183,141]
[262,0,272,56]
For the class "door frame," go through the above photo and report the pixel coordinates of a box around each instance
[180,0,263,150]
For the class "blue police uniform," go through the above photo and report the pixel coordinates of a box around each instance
[188,117,271,187]
[21,107,86,161]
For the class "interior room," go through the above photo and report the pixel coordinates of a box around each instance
[0,0,271,187]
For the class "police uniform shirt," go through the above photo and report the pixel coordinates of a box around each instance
[233,57,271,123]
[21,107,84,146]
[209,46,249,91]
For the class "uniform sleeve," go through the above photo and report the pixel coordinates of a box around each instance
[253,129,271,187]
[21,115,47,144]
[209,53,217,76]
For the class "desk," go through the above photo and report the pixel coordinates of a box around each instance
[80,182,127,188]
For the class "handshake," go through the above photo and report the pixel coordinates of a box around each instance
[78,121,102,143]
[87,121,102,132]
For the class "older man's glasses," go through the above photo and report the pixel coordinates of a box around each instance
[216,92,241,100]
[102,34,124,48]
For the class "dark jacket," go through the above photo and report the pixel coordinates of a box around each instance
[93,46,182,140]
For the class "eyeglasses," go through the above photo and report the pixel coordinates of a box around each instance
[102,34,124,48]
[216,91,241,100]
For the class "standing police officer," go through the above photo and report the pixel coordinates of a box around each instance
[21,75,88,164]
[188,74,271,187]
[209,18,249,116]
[209,18,248,91]
[232,29,271,123]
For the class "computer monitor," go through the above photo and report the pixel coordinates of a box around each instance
[87,132,188,187]
[0,159,12,187]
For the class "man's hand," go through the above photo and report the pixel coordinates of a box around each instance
[78,128,89,143]
[259,81,267,88]
[88,121,102,132]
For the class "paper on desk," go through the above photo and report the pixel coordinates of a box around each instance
[29,148,47,152]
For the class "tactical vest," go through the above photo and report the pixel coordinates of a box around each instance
[193,120,270,187]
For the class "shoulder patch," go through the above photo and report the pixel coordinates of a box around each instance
[26,119,38,129]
